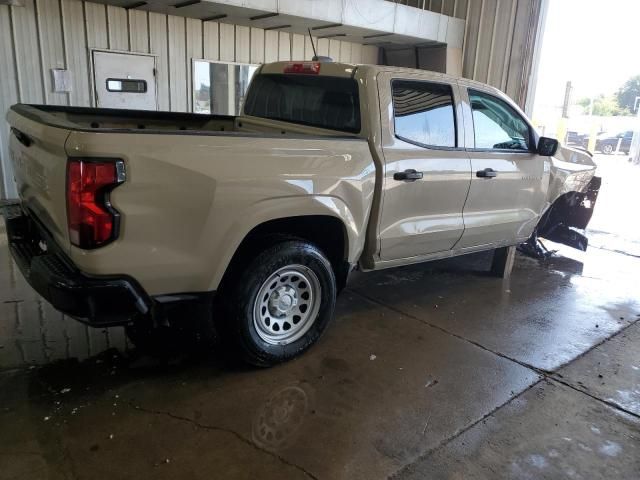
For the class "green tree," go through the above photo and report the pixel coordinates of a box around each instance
[616,75,640,113]
[577,94,625,116]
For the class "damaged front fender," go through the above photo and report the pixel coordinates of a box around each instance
[520,145,600,257]
[536,175,601,251]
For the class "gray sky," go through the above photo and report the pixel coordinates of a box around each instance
[533,0,640,114]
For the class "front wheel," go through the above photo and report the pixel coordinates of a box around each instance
[602,144,614,154]
[221,239,337,366]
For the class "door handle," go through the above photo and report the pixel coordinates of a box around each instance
[476,168,497,179]
[393,169,423,182]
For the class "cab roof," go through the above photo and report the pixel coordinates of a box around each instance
[258,61,501,95]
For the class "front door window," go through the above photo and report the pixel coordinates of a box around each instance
[469,89,531,151]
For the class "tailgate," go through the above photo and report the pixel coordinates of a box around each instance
[7,107,71,250]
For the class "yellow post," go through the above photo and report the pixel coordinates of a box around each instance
[587,122,598,153]
[556,117,568,145]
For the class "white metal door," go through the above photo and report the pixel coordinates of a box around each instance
[93,51,157,110]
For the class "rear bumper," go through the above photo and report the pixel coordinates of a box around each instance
[2,203,151,326]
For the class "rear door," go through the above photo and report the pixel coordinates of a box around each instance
[92,51,157,110]
[377,73,472,261]
[456,85,549,248]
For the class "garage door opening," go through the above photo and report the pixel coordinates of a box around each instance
[531,0,640,262]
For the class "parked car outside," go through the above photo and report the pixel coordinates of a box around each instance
[583,130,633,154]
[565,130,589,146]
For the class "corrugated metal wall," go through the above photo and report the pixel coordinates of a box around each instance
[0,0,379,199]
[387,0,543,109]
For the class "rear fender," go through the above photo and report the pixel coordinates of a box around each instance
[208,194,366,291]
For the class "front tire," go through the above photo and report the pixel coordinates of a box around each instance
[602,144,614,154]
[221,239,336,367]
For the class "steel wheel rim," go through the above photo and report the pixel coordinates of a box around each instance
[253,265,322,345]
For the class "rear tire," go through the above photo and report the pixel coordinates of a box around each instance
[219,239,336,367]
[602,144,614,154]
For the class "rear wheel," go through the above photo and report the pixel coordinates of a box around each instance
[220,239,336,366]
[602,144,614,154]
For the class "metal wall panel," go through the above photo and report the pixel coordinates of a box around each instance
[291,33,305,61]
[107,4,128,50]
[278,32,291,61]
[249,27,264,63]
[128,9,149,53]
[351,42,362,64]
[329,39,341,61]
[149,11,170,110]
[85,2,108,48]
[11,0,44,104]
[167,15,187,111]
[62,0,91,107]
[473,0,498,84]
[317,38,329,57]
[186,17,203,112]
[0,6,19,199]
[389,0,543,109]
[339,41,352,63]
[235,25,250,63]
[36,0,68,105]
[204,21,220,60]
[219,22,235,62]
[264,30,278,62]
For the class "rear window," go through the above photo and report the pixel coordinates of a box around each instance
[243,74,361,133]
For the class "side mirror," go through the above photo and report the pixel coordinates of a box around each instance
[537,136,559,156]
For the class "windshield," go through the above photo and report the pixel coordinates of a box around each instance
[243,74,361,133]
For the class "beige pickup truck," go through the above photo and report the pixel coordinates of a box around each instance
[4,61,600,366]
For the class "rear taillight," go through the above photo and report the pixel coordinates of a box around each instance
[283,62,321,74]
[66,158,125,249]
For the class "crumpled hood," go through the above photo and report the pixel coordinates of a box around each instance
[547,145,597,203]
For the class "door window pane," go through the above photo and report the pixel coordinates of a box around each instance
[106,78,147,93]
[392,81,456,148]
[469,90,531,150]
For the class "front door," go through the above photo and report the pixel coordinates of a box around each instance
[378,74,472,261]
[456,86,549,248]
[93,51,157,110]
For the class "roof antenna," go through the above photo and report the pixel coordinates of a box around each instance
[307,28,333,62]
[308,28,318,59]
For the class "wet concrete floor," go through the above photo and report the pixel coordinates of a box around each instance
[1,155,639,479]
[1,242,639,479]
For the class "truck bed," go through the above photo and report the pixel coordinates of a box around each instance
[11,104,362,138]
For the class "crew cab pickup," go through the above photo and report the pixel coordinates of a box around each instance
[4,61,600,366]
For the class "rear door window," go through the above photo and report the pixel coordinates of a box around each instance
[243,74,360,133]
[392,80,457,148]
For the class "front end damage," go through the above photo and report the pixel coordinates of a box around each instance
[520,146,601,258]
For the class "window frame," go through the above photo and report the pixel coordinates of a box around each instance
[466,88,536,154]
[390,79,460,151]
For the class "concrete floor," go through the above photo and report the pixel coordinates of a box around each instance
[1,155,639,479]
